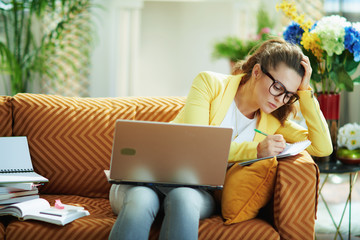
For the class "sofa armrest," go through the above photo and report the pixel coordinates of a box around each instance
[273,151,319,239]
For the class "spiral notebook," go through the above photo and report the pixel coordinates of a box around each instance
[0,136,48,183]
[238,140,311,166]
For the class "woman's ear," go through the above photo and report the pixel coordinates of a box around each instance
[252,64,262,79]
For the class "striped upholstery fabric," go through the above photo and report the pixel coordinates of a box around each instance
[149,217,280,240]
[11,93,138,198]
[198,217,279,240]
[0,222,4,240]
[4,195,279,240]
[134,96,185,122]
[10,94,186,198]
[0,96,12,137]
[273,151,319,239]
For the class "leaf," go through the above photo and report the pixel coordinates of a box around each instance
[344,51,360,74]
[337,66,354,91]
[352,75,360,83]
[212,36,259,62]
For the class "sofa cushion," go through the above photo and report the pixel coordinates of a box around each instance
[4,194,280,240]
[11,94,186,198]
[221,158,278,225]
[149,216,279,240]
[0,96,12,137]
[198,217,279,240]
[11,94,138,197]
[134,96,185,122]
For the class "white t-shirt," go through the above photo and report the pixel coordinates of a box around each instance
[220,100,257,143]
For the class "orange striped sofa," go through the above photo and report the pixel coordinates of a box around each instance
[0,93,320,240]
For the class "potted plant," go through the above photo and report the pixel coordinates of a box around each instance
[212,3,276,73]
[337,123,360,164]
[0,0,94,96]
[277,0,360,162]
[212,36,259,64]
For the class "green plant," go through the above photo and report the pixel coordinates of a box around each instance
[212,36,259,62]
[256,3,275,41]
[0,0,95,95]
[212,3,275,62]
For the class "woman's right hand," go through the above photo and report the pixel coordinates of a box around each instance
[256,134,286,158]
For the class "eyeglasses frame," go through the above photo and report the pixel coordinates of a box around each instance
[260,66,299,105]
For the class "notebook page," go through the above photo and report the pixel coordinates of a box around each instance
[277,140,311,158]
[238,140,311,166]
[0,137,34,172]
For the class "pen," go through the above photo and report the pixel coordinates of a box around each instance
[254,129,268,136]
[255,128,290,145]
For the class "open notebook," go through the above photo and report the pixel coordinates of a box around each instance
[0,137,48,183]
[238,140,311,166]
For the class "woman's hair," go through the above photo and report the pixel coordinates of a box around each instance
[232,38,305,125]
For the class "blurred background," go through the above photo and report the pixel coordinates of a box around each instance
[91,0,360,126]
[0,0,359,125]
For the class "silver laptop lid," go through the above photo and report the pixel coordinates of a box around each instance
[109,120,232,188]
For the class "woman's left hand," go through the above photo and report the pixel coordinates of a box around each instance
[298,55,312,91]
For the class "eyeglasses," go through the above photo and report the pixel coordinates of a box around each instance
[261,66,299,105]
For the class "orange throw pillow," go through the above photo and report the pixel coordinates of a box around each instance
[221,158,278,225]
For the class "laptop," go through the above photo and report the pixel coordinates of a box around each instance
[108,120,233,189]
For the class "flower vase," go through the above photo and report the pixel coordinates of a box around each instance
[316,93,340,162]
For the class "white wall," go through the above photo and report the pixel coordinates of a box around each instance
[136,1,234,97]
[88,0,275,97]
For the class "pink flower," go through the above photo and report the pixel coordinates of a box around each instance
[260,27,271,34]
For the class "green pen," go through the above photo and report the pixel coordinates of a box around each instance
[254,129,268,136]
[255,128,290,145]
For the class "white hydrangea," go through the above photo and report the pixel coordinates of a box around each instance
[312,15,351,56]
[337,122,360,150]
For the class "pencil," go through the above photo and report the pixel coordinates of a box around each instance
[254,129,268,136]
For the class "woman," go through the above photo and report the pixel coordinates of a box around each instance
[108,38,332,240]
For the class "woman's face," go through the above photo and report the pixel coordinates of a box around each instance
[256,62,302,114]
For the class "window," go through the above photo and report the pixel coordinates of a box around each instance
[324,0,360,21]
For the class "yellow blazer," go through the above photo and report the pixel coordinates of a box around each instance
[172,71,333,162]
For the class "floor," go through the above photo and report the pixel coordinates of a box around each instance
[315,173,360,239]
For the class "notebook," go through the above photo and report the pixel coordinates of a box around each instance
[0,136,48,183]
[238,140,311,166]
[108,120,233,189]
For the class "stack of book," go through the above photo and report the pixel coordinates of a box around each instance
[0,137,89,225]
[0,182,40,206]
[0,136,48,207]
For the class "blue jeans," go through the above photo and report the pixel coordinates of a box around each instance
[108,186,216,240]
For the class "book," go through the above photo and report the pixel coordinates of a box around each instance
[238,140,311,166]
[0,194,39,205]
[0,198,90,226]
[0,189,39,201]
[0,183,38,192]
[0,136,48,183]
